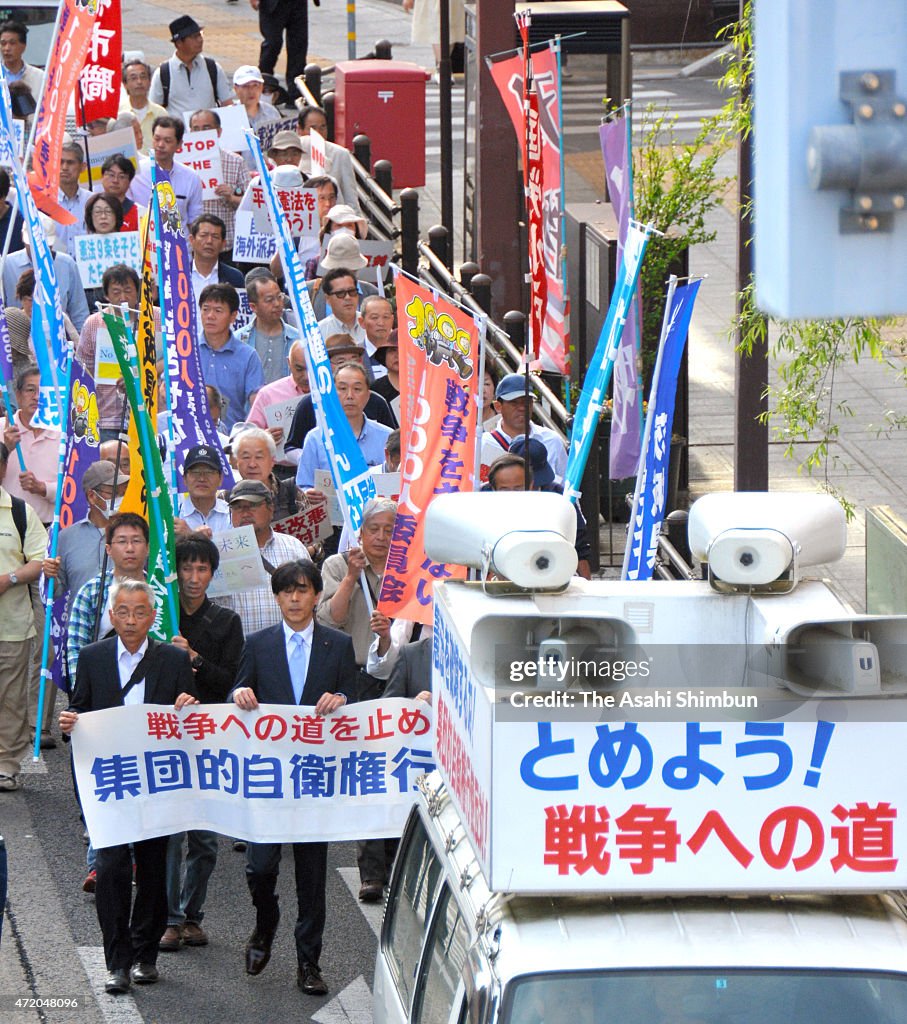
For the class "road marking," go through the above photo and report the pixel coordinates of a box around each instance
[312,973,373,1024]
[76,947,144,1024]
[337,867,384,940]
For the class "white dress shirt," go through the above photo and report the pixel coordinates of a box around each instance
[117,637,149,706]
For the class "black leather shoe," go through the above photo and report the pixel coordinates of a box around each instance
[130,962,159,984]
[105,969,130,994]
[245,933,273,976]
[298,962,329,995]
[358,880,384,903]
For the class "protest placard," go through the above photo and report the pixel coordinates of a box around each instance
[175,130,223,200]
[264,396,302,461]
[93,324,121,383]
[80,127,138,187]
[314,468,344,526]
[73,231,142,289]
[255,117,297,154]
[215,104,253,153]
[373,471,401,499]
[206,525,271,598]
[273,505,334,548]
[71,699,436,846]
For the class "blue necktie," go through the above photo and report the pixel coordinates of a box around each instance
[289,633,307,704]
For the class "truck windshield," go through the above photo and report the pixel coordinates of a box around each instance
[503,969,907,1024]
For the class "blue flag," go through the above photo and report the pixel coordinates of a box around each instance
[623,279,700,581]
[244,130,376,533]
[0,77,67,429]
[563,221,653,502]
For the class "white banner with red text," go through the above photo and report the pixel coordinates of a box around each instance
[72,699,435,848]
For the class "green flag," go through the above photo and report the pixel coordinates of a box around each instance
[103,310,179,640]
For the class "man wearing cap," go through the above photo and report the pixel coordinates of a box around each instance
[237,272,300,385]
[150,17,232,119]
[233,65,281,131]
[370,330,400,407]
[174,446,232,538]
[267,130,304,168]
[307,235,379,319]
[252,0,312,107]
[481,373,568,484]
[188,111,251,258]
[129,116,204,231]
[214,480,311,635]
[285,335,396,457]
[296,106,360,212]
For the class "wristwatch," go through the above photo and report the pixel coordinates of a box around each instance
[8,571,17,586]
[233,184,244,196]
[191,654,204,670]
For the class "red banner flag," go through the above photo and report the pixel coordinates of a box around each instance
[76,0,122,125]
[377,276,481,625]
[28,0,98,222]
[488,45,569,374]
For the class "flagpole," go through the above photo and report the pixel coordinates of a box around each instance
[554,37,571,413]
[32,347,73,761]
[621,274,677,581]
[625,101,646,442]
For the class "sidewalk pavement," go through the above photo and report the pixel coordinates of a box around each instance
[124,0,907,609]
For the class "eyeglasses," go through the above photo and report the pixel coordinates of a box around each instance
[327,288,358,299]
[112,606,153,620]
[187,467,219,478]
[110,537,145,547]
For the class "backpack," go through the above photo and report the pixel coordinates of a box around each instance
[159,57,221,109]
[10,494,26,548]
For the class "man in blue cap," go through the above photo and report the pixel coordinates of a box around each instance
[480,373,567,484]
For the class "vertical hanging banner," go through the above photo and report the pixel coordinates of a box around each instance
[77,0,121,125]
[153,170,234,491]
[0,81,67,429]
[563,221,654,503]
[601,115,644,480]
[49,356,102,688]
[624,280,699,581]
[28,0,99,221]
[105,312,179,640]
[488,43,568,373]
[121,219,158,516]
[378,275,480,626]
[245,130,376,534]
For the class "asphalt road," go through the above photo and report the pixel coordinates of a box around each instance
[1,693,383,1024]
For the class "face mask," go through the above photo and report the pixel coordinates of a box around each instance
[95,495,124,517]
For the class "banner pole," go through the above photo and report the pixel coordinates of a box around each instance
[32,346,73,761]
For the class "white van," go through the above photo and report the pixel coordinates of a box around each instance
[374,493,907,1024]
[375,770,907,1024]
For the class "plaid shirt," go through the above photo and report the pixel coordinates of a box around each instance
[66,570,114,680]
[204,148,250,247]
[213,530,311,636]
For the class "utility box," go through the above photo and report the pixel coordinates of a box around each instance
[334,60,429,188]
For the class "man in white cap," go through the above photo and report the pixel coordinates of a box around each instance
[233,65,281,131]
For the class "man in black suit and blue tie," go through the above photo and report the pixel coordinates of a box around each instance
[59,579,199,996]
[230,558,356,996]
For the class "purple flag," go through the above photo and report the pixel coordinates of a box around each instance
[154,169,234,491]
[600,118,643,479]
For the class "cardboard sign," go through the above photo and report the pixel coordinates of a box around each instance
[273,505,334,548]
[264,396,302,461]
[314,468,344,527]
[92,324,121,383]
[206,525,270,598]
[175,130,223,200]
[215,104,253,153]
[80,126,138,186]
[73,231,142,289]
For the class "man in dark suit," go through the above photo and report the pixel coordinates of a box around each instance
[59,580,199,996]
[384,634,432,703]
[231,558,356,996]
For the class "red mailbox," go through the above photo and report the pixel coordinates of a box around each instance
[334,60,429,188]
